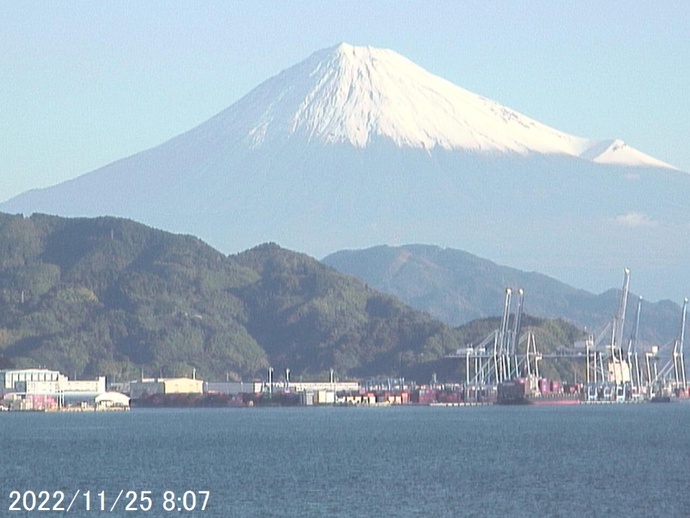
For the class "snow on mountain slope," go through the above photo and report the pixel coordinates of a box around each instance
[196,42,674,169]
[579,139,677,169]
[1,43,687,300]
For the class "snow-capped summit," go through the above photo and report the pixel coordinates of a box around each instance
[200,42,674,169]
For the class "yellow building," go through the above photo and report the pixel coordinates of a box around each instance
[162,377,204,394]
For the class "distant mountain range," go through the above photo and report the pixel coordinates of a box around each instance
[2,43,687,300]
[323,244,684,346]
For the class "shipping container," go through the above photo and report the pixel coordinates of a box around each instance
[539,378,551,394]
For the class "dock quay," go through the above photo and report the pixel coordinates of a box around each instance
[429,402,491,407]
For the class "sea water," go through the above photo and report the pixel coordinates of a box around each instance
[2,404,689,517]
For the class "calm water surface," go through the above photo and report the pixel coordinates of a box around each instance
[2,404,689,517]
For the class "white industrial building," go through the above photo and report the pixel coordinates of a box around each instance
[282,381,359,392]
[205,380,358,395]
[0,368,128,411]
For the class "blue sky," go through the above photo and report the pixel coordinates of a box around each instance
[2,1,689,203]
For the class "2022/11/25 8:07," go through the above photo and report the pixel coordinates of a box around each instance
[8,489,211,512]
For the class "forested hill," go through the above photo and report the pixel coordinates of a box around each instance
[0,213,584,382]
[0,213,453,381]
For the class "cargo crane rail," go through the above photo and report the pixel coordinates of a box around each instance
[445,270,688,403]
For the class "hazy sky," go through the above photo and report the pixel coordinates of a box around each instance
[2,1,689,203]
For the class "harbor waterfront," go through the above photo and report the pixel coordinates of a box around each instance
[3,270,687,412]
[2,405,690,517]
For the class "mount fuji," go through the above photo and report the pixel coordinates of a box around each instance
[2,43,688,299]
